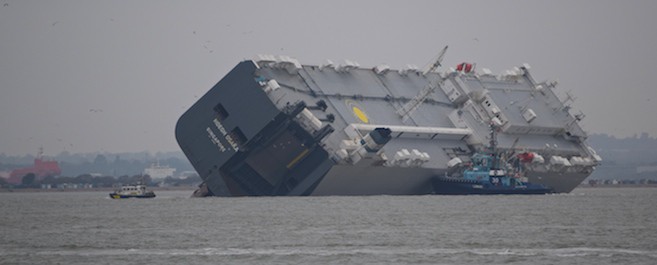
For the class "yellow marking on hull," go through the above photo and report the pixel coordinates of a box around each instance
[286,148,310,169]
[352,106,369,123]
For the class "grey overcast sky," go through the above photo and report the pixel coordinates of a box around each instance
[1,0,656,156]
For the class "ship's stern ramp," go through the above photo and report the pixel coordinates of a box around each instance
[175,61,335,196]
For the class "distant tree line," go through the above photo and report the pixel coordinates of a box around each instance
[0,151,194,177]
[58,154,194,177]
[3,173,200,189]
[1,151,201,189]
[587,133,657,180]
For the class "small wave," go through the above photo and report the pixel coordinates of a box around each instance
[466,247,657,258]
[549,247,657,257]
[18,246,657,259]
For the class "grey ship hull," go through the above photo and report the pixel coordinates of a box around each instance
[527,171,590,193]
[176,56,599,196]
[312,166,437,196]
[312,166,587,195]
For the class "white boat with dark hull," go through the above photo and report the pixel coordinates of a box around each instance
[175,49,601,196]
[109,183,156,199]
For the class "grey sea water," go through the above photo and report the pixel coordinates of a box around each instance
[1,188,656,265]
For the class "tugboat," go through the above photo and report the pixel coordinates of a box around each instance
[109,182,156,199]
[432,120,554,195]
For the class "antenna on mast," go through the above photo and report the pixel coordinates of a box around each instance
[564,91,577,104]
[422,45,448,75]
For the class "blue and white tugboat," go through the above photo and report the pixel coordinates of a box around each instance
[109,182,156,199]
[432,121,553,195]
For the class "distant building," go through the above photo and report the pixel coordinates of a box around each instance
[143,161,176,179]
[178,170,199,178]
[637,166,657,173]
[7,148,61,184]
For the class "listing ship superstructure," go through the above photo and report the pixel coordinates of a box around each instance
[176,51,601,196]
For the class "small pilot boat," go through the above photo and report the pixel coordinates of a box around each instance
[109,183,156,199]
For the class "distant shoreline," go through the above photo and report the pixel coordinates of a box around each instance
[578,184,657,188]
[0,186,196,193]
[3,185,656,194]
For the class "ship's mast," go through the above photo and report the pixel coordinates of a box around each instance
[422,45,448,75]
[489,121,499,170]
[37,146,44,159]
[397,46,448,122]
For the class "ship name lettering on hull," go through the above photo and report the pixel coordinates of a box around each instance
[225,135,239,152]
[209,118,240,152]
[213,119,228,135]
[206,127,227,152]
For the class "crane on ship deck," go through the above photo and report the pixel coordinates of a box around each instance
[396,45,449,122]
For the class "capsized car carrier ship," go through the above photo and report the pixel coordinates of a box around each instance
[175,48,601,196]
